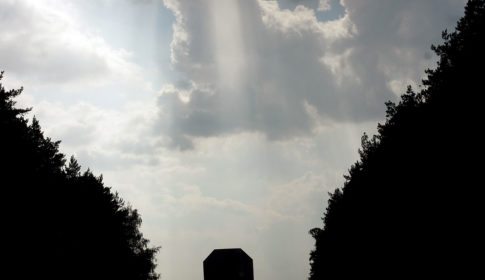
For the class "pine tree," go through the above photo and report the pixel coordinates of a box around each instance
[309,0,484,278]
[66,155,81,179]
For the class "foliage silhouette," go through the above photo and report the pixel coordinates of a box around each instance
[0,72,160,280]
[309,0,484,278]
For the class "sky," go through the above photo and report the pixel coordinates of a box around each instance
[0,0,467,279]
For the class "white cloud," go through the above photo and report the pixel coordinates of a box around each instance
[0,0,142,88]
[318,0,332,11]
[27,97,160,173]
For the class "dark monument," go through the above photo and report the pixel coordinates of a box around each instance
[203,248,254,280]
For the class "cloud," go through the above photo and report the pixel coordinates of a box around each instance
[275,0,332,11]
[318,0,332,11]
[27,98,161,173]
[159,0,464,149]
[0,0,168,165]
[266,172,325,219]
[0,0,141,87]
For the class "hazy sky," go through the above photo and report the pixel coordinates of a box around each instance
[0,0,466,279]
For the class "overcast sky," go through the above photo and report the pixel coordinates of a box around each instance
[0,0,466,279]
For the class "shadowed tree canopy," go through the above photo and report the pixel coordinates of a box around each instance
[0,72,159,280]
[309,0,483,278]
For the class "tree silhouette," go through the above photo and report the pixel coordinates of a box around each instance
[0,71,159,280]
[309,0,484,278]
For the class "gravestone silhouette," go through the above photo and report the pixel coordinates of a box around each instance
[203,248,254,280]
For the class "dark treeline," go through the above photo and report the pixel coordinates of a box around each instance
[309,0,483,278]
[1,73,159,279]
